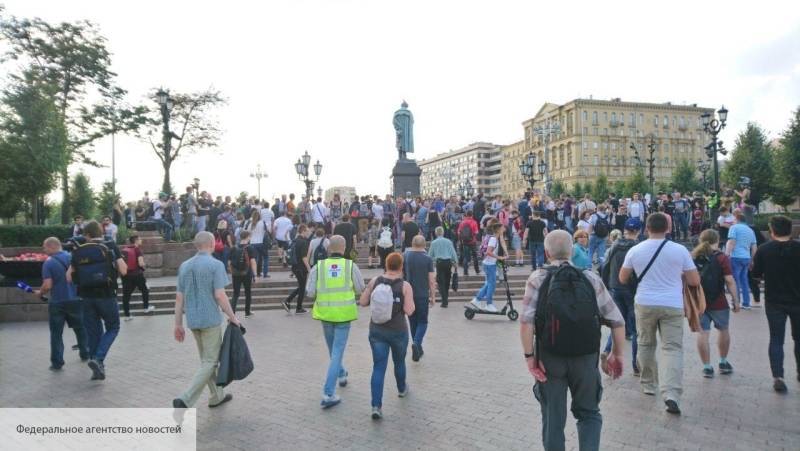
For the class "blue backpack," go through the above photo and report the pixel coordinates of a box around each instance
[72,242,114,289]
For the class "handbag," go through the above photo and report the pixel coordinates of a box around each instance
[451,271,459,292]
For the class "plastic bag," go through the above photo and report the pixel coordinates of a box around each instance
[216,323,254,387]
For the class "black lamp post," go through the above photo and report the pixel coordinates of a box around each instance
[458,180,474,198]
[518,151,540,192]
[697,158,711,191]
[538,159,548,194]
[645,135,657,195]
[701,106,728,195]
[294,150,322,200]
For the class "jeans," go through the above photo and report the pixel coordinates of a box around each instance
[460,242,480,275]
[564,216,574,234]
[197,215,208,233]
[529,242,545,269]
[730,257,752,307]
[213,247,231,270]
[121,272,149,316]
[185,213,197,236]
[256,242,270,277]
[285,266,308,311]
[604,288,637,368]
[533,350,603,451]
[435,259,453,306]
[322,321,350,397]
[231,274,252,315]
[48,301,88,366]
[369,327,409,408]
[588,235,607,266]
[635,304,684,402]
[152,217,173,241]
[476,263,497,304]
[765,303,800,379]
[82,297,121,363]
[673,212,689,240]
[178,325,225,407]
[408,297,429,346]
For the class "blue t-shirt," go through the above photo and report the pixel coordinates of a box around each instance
[728,223,756,259]
[177,252,227,329]
[403,250,434,299]
[42,251,77,303]
[417,207,428,224]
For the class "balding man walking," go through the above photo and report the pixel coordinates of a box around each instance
[404,235,436,361]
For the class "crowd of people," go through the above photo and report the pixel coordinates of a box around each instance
[34,181,798,450]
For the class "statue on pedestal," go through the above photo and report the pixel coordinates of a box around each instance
[393,100,414,160]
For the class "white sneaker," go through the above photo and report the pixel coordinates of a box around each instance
[469,298,482,310]
[485,304,498,313]
[146,306,156,313]
[479,301,487,310]
[124,315,133,321]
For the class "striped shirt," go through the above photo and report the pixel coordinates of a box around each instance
[521,260,625,328]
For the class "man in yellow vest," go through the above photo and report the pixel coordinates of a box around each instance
[306,235,365,408]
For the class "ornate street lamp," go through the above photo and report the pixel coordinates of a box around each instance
[697,158,711,191]
[519,151,540,192]
[701,105,728,196]
[295,151,322,199]
[532,122,560,195]
[250,164,267,200]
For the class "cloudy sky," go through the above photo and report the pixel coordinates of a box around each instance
[3,0,800,201]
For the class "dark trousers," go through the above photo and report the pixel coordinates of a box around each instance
[749,271,760,304]
[121,272,149,316]
[460,242,480,275]
[82,297,120,363]
[604,287,638,368]
[285,265,309,311]
[533,350,603,451]
[49,301,88,366]
[435,259,453,306]
[231,274,253,315]
[765,303,800,379]
[378,246,393,271]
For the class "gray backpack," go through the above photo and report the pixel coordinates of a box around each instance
[370,277,403,324]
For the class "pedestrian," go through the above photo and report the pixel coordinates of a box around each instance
[456,210,480,276]
[469,222,506,313]
[68,220,128,381]
[283,224,311,314]
[172,231,241,409]
[509,210,524,266]
[273,210,294,267]
[724,209,757,310]
[520,230,626,451]
[306,235,365,408]
[71,215,84,237]
[213,220,233,269]
[524,210,548,270]
[691,229,740,379]
[588,204,611,266]
[750,215,800,393]
[404,235,436,361]
[429,226,458,308]
[102,216,118,243]
[185,186,198,236]
[367,219,380,269]
[401,213,420,253]
[332,214,358,260]
[121,235,152,320]
[716,206,734,243]
[151,193,174,242]
[229,230,257,317]
[359,252,415,420]
[619,213,701,415]
[36,237,89,370]
[571,230,591,270]
[376,219,395,270]
[599,218,642,376]
[308,227,331,268]
[673,192,689,241]
[244,209,268,280]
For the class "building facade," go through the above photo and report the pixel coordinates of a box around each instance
[500,140,526,198]
[419,142,503,198]
[522,98,714,194]
[324,186,357,202]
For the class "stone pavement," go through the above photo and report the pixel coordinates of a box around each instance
[1,304,798,450]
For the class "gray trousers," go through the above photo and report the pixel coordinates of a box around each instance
[532,350,603,451]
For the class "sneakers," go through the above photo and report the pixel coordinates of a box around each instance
[632,365,641,377]
[295,308,308,314]
[146,305,156,313]
[281,299,291,313]
[209,393,233,408]
[664,399,681,415]
[49,364,63,371]
[411,343,421,362]
[124,315,134,322]
[88,359,105,381]
[484,304,498,313]
[741,305,752,310]
[719,361,733,375]
[338,371,348,387]
[398,384,409,398]
[172,398,188,409]
[468,298,482,310]
[320,394,341,409]
[245,312,254,318]
[702,366,715,378]
[774,378,788,393]
[371,406,382,420]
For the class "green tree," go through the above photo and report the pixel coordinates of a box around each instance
[612,180,627,198]
[550,180,566,198]
[582,181,595,199]
[721,122,774,202]
[772,107,800,209]
[572,182,583,197]
[671,159,701,195]
[95,180,120,217]
[626,167,649,197]
[592,174,609,201]
[70,172,95,219]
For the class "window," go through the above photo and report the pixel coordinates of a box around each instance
[654,115,659,127]
[654,130,659,138]
[593,156,599,165]
[664,143,669,151]
[611,142,617,150]
[582,111,588,122]
[611,112,617,122]
[593,127,599,135]
[603,112,608,122]
[603,128,607,135]
[593,142,599,149]
[663,116,668,126]
[620,114,624,125]
[592,111,598,125]
[673,116,677,128]
[582,142,588,150]
[639,113,644,126]
[603,142,609,150]
[629,113,635,126]
[583,127,588,135]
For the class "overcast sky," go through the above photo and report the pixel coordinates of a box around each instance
[4,0,800,201]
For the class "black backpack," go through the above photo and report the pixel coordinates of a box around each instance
[600,240,637,290]
[459,223,474,243]
[534,263,601,357]
[229,245,250,276]
[72,242,115,290]
[695,251,724,304]
[313,241,328,265]
[593,214,610,238]
[287,240,299,266]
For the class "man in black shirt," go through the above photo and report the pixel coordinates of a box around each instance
[751,215,800,392]
[473,194,486,222]
[283,225,311,314]
[401,213,420,252]
[332,216,357,260]
[523,211,547,269]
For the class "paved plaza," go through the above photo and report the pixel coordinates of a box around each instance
[1,302,798,450]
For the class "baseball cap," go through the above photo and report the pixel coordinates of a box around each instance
[624,217,642,231]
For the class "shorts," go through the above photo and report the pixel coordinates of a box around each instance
[700,308,730,331]
[369,245,377,257]
[276,240,289,250]
[511,234,522,251]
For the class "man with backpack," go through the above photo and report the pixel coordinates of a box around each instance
[121,235,152,320]
[283,225,311,314]
[600,218,642,376]
[619,213,700,415]
[229,230,258,317]
[520,230,626,451]
[456,210,480,276]
[67,220,127,381]
[588,204,611,267]
[691,229,739,379]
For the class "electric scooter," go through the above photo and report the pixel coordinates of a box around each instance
[464,260,519,321]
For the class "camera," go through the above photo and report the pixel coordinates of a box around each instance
[738,176,751,189]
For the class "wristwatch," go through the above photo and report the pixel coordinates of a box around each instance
[524,352,535,359]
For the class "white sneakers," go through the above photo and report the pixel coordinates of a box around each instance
[484,304,498,313]
[146,306,156,313]
[469,298,492,311]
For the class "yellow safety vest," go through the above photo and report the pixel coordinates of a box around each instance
[312,257,358,322]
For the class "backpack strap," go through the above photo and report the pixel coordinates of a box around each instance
[637,239,668,284]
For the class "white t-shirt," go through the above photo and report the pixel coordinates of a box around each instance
[629,200,644,220]
[372,203,384,222]
[577,200,596,217]
[311,203,327,223]
[483,236,499,265]
[247,219,266,244]
[717,214,734,228]
[104,223,118,241]
[622,239,696,309]
[577,220,591,233]
[273,216,293,242]
[260,208,275,230]
[152,200,163,219]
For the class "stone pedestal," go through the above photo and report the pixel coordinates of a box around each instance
[391,159,422,198]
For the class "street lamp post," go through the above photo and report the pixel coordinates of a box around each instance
[645,135,657,195]
[294,150,322,200]
[701,106,728,196]
[317,186,323,199]
[518,151,540,193]
[458,180,474,199]
[697,159,711,191]
[250,164,267,200]
[532,122,561,195]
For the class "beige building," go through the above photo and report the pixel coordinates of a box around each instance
[521,98,714,194]
[324,186,357,202]
[419,142,503,198]
[500,140,526,198]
